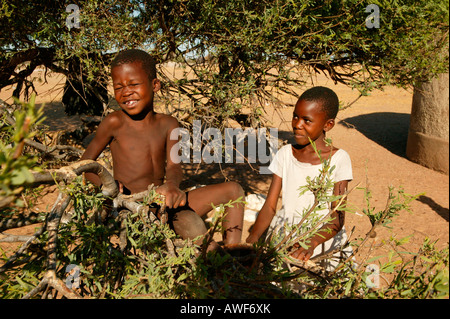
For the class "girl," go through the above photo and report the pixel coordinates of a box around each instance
[246,86,353,270]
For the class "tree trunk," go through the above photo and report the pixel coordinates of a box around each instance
[406,73,449,174]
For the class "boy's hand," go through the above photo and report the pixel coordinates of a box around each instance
[156,182,186,209]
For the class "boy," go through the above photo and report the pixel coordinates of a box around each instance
[81,49,244,246]
[246,86,353,269]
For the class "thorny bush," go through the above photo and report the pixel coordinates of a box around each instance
[0,99,448,299]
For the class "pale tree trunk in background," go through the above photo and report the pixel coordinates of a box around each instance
[406,73,449,174]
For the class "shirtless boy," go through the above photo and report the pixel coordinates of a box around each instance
[81,49,244,245]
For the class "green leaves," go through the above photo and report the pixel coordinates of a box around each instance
[10,166,34,185]
[0,95,44,207]
[362,186,421,228]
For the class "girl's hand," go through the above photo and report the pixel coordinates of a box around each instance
[290,240,319,261]
[246,233,259,244]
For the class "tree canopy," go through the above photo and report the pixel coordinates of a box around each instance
[1,0,448,125]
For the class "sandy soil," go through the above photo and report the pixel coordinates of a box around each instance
[1,69,448,268]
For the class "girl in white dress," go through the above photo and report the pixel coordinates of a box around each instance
[246,86,353,270]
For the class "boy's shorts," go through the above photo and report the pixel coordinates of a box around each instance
[166,192,197,229]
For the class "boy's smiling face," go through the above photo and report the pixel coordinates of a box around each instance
[111,61,160,117]
[292,98,335,146]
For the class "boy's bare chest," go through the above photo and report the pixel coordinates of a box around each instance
[111,125,166,156]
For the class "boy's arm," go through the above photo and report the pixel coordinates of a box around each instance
[246,174,282,244]
[156,118,185,209]
[291,180,349,261]
[80,116,115,186]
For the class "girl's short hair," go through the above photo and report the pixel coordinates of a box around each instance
[299,86,339,119]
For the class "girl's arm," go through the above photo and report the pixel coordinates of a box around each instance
[246,174,282,244]
[290,180,349,261]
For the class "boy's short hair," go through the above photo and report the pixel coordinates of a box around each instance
[299,86,339,120]
[111,49,157,80]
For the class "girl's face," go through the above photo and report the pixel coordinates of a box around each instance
[292,99,335,146]
[111,61,160,117]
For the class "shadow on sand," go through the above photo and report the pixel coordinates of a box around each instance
[339,112,410,158]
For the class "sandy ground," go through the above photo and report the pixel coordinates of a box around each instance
[0,69,448,268]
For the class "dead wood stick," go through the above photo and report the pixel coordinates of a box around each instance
[23,138,83,158]
[31,160,118,198]
[0,233,34,243]
[0,196,15,209]
[0,220,47,273]
[20,192,75,299]
[22,270,82,299]
[283,256,322,272]
[46,191,71,271]
[118,209,128,251]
